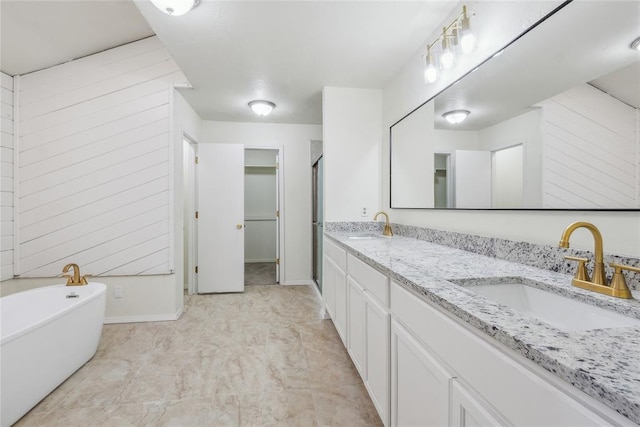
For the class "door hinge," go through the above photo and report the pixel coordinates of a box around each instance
[276,258,280,265]
[195,211,199,219]
[195,266,198,273]
[195,156,199,164]
[276,210,280,218]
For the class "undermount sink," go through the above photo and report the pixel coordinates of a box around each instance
[348,235,377,240]
[455,278,640,332]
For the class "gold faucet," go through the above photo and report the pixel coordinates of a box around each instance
[373,211,393,237]
[559,222,633,299]
[62,263,89,286]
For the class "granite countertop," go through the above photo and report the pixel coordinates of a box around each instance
[325,231,640,424]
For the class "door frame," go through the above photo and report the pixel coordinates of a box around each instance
[244,145,285,285]
[183,134,198,295]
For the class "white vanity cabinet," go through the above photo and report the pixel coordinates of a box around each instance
[323,237,633,427]
[450,379,508,427]
[323,238,347,344]
[347,253,391,426]
[390,280,629,427]
[391,319,453,427]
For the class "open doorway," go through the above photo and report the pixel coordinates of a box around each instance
[244,148,281,285]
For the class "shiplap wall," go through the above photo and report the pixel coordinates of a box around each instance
[541,84,638,209]
[16,37,188,278]
[1,72,14,280]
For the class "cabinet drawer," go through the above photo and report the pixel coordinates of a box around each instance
[324,237,347,271]
[348,254,389,307]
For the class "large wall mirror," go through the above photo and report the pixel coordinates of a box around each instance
[390,1,640,210]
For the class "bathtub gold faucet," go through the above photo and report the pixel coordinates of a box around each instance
[559,222,635,299]
[62,263,89,286]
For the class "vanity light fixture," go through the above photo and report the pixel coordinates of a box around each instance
[150,0,200,16]
[443,110,470,124]
[631,36,640,51]
[248,100,276,116]
[422,5,476,84]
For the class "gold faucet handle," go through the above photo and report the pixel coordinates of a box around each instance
[62,274,74,285]
[608,263,636,299]
[80,274,91,285]
[564,256,590,282]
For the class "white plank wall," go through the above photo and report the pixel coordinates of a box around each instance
[16,37,188,277]
[541,84,638,209]
[0,72,14,280]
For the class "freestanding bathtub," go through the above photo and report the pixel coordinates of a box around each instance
[0,282,106,427]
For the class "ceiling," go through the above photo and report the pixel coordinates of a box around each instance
[0,1,155,75]
[1,0,456,125]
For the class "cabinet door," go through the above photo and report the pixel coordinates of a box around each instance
[391,320,453,427]
[347,276,366,377]
[323,257,336,318]
[334,266,347,345]
[366,293,390,426]
[451,380,507,427]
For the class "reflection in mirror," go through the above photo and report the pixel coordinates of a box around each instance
[390,1,640,210]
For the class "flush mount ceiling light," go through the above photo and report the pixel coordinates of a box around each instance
[631,36,640,51]
[248,100,276,117]
[423,5,476,84]
[443,110,470,124]
[150,0,199,16]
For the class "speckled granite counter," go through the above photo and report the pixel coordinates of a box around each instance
[325,231,640,424]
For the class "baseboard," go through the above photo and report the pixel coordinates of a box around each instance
[104,307,182,324]
[283,279,314,286]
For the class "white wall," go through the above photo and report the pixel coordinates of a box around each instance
[478,109,542,207]
[0,38,200,323]
[15,37,188,278]
[0,72,14,281]
[382,1,640,258]
[200,121,322,285]
[539,84,638,209]
[323,87,382,221]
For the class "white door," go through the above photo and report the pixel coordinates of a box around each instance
[453,150,492,208]
[197,144,245,293]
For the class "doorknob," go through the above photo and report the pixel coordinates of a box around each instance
[236,224,243,229]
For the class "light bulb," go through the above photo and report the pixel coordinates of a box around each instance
[424,64,438,84]
[460,32,476,54]
[424,51,438,84]
[459,7,475,54]
[440,33,455,69]
[440,49,454,70]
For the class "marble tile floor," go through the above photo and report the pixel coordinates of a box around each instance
[245,263,277,286]
[15,285,382,427]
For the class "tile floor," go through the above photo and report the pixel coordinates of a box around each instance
[245,263,277,286]
[15,284,382,426]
